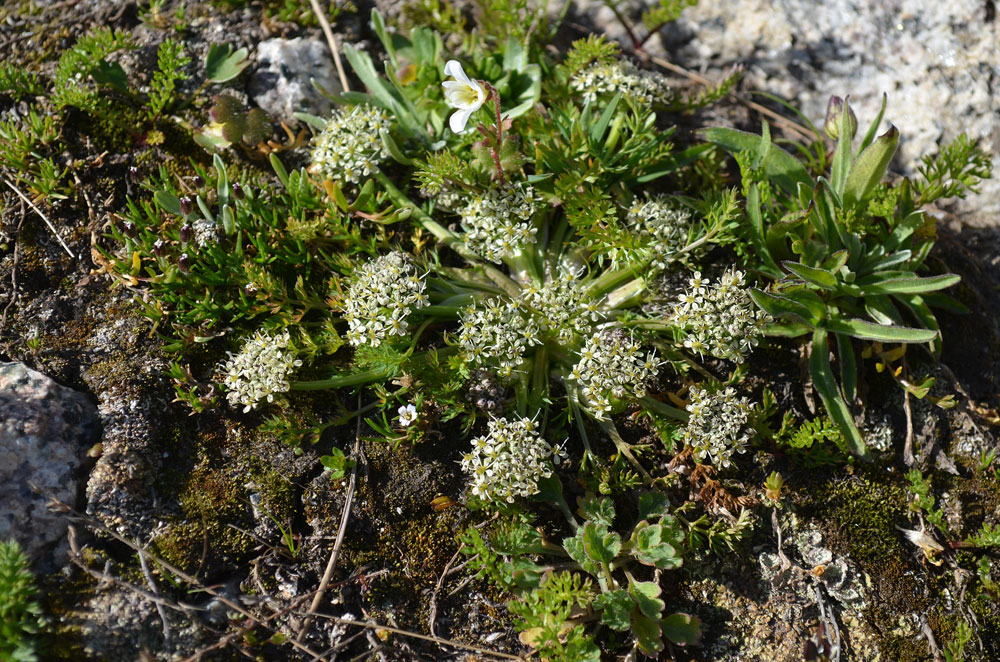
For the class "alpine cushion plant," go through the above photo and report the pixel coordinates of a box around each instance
[704,95,991,460]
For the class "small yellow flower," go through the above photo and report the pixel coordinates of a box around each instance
[442,60,486,133]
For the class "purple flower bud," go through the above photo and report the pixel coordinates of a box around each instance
[232,182,245,199]
[179,196,193,215]
[178,252,191,272]
[824,95,858,141]
[152,239,166,257]
[192,175,204,187]
[122,221,138,238]
[128,166,140,181]
[180,224,193,243]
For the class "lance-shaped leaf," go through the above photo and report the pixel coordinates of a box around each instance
[699,126,812,195]
[783,260,838,290]
[843,125,899,210]
[824,317,937,343]
[750,289,816,325]
[856,273,961,294]
[810,329,870,460]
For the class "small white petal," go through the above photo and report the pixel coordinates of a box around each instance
[450,106,475,133]
[444,59,470,85]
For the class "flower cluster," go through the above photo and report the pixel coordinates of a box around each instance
[625,195,693,270]
[460,183,537,263]
[460,416,566,503]
[343,252,429,347]
[570,61,673,107]
[684,386,754,468]
[458,297,540,379]
[672,269,769,363]
[521,267,601,343]
[569,329,658,420]
[220,330,302,413]
[311,105,391,184]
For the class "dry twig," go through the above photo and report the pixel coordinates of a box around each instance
[309,0,351,94]
[2,175,75,258]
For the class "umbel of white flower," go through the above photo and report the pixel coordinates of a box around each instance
[460,416,567,503]
[684,386,754,468]
[343,252,429,347]
[221,330,302,413]
[457,267,601,379]
[460,183,538,263]
[569,329,658,420]
[311,105,391,184]
[570,60,673,107]
[624,195,693,270]
[672,269,769,363]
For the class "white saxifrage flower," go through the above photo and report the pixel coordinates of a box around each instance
[442,60,487,133]
[398,404,418,427]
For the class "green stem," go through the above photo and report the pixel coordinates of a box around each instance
[291,366,394,390]
[640,395,689,422]
[604,276,647,309]
[373,170,522,298]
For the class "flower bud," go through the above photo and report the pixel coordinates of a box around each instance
[152,239,166,257]
[824,95,858,141]
[128,166,140,181]
[192,175,204,187]
[122,221,138,238]
[179,196,193,215]
[179,224,193,243]
[178,252,191,272]
[232,182,245,199]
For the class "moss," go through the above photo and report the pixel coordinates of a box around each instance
[878,633,930,662]
[152,464,255,572]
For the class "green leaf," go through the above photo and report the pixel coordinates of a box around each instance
[662,613,702,646]
[594,590,632,631]
[830,96,855,195]
[835,332,857,403]
[578,496,615,527]
[269,153,289,188]
[747,182,782,276]
[856,273,960,294]
[381,129,414,166]
[843,125,899,209]
[154,190,182,216]
[91,60,128,92]
[320,448,355,480]
[628,579,665,620]
[824,317,936,343]
[631,612,665,656]
[810,329,870,460]
[632,522,682,569]
[783,261,838,290]
[857,92,887,153]
[699,126,812,195]
[590,92,622,144]
[638,492,670,521]
[370,9,398,69]
[581,521,621,564]
[205,43,250,83]
[750,289,816,324]
[895,293,942,355]
[511,558,544,590]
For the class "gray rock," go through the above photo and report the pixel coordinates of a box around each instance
[249,37,344,123]
[667,0,1000,221]
[0,362,99,563]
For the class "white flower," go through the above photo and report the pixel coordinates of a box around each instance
[442,60,487,134]
[398,404,418,427]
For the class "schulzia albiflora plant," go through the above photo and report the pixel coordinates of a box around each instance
[106,7,990,659]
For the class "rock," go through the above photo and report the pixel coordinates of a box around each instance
[0,362,99,564]
[666,0,1000,221]
[248,37,344,123]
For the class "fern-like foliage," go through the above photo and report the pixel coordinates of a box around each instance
[0,540,45,662]
[148,38,191,120]
[915,132,993,204]
[51,27,136,112]
[0,64,44,101]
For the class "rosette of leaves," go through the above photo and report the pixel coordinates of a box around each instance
[207,93,270,147]
[463,493,700,660]
[703,96,991,459]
